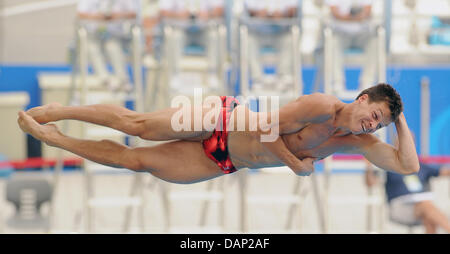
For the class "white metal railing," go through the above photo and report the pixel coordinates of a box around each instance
[239,25,249,97]
[420,76,430,156]
[323,25,387,100]
[238,167,326,233]
[238,18,303,99]
[323,27,333,95]
[158,18,227,98]
[292,25,302,97]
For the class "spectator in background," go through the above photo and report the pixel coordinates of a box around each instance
[77,0,138,92]
[365,135,450,233]
[159,0,225,89]
[245,0,298,90]
[326,0,377,93]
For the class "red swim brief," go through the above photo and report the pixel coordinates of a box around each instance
[202,96,239,174]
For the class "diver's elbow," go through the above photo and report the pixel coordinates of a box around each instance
[398,162,420,175]
[409,162,420,174]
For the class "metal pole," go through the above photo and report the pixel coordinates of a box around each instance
[420,77,430,156]
[160,182,171,232]
[199,181,214,227]
[323,156,332,233]
[144,56,159,112]
[311,173,327,233]
[376,26,387,144]
[323,27,333,95]
[383,0,392,55]
[123,25,146,233]
[132,26,144,114]
[284,177,302,230]
[218,24,227,95]
[377,26,386,83]
[291,25,302,97]
[366,185,373,232]
[218,178,225,230]
[77,26,92,233]
[79,27,88,109]
[238,170,248,232]
[322,25,334,233]
[239,25,249,97]
[160,25,173,108]
[225,0,233,53]
[378,176,386,233]
[48,22,83,233]
[122,174,144,232]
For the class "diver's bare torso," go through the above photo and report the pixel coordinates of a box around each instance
[226,104,359,170]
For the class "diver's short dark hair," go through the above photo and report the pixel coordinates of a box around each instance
[356,83,403,121]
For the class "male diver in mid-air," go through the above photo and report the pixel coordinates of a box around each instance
[18,83,419,184]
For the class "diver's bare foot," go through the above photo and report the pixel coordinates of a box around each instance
[18,111,61,147]
[26,102,62,124]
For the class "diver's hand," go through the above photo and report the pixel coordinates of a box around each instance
[291,157,315,176]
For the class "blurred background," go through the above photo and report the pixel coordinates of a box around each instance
[0,0,449,234]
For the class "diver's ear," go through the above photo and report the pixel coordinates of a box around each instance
[358,94,369,103]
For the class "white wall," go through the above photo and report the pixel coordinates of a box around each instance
[0,0,78,64]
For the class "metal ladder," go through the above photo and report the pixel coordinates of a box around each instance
[147,20,229,233]
[237,167,326,233]
[320,10,389,232]
[160,19,229,101]
[239,19,303,105]
[50,23,147,233]
[237,13,326,233]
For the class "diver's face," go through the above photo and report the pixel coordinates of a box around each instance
[351,94,392,135]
